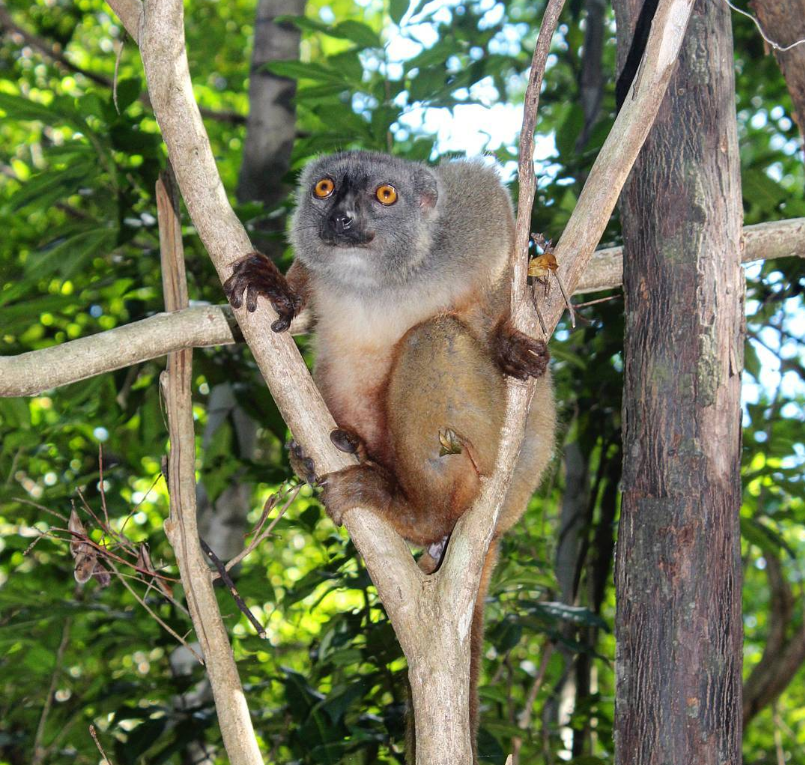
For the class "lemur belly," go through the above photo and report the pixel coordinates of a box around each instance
[313,287,466,465]
[315,343,394,464]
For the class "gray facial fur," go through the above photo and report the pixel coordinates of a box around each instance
[289,151,513,296]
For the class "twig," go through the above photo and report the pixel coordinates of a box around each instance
[511,640,555,764]
[200,538,267,639]
[108,560,204,663]
[89,725,114,764]
[221,483,300,574]
[722,0,805,52]
[573,294,622,308]
[31,619,71,765]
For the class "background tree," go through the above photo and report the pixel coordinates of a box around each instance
[0,0,804,763]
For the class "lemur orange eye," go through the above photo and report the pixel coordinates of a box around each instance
[313,177,335,198]
[375,184,398,205]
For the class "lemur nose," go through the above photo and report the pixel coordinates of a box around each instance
[331,212,353,233]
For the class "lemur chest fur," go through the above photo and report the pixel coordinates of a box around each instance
[312,284,479,464]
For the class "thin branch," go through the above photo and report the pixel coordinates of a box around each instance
[441,0,698,597]
[200,537,267,639]
[31,619,71,765]
[107,559,204,663]
[89,725,114,765]
[0,304,241,397]
[511,640,555,765]
[219,482,300,574]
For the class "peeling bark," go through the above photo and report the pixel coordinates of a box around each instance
[613,1,744,763]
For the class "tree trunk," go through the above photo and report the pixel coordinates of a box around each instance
[613,0,744,763]
[237,0,306,256]
[752,0,805,142]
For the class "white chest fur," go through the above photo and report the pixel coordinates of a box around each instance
[312,283,467,455]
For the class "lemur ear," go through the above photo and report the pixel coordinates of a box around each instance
[415,167,439,214]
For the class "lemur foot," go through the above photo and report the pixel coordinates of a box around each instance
[320,463,392,526]
[286,440,318,486]
[330,428,369,462]
[223,251,301,332]
[493,319,550,380]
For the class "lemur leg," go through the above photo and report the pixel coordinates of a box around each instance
[321,315,507,546]
[496,371,556,536]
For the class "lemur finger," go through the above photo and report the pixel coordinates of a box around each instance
[246,283,259,312]
[224,252,299,331]
[286,440,318,485]
[223,273,245,308]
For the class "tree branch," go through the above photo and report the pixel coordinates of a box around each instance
[91,0,692,760]
[743,547,805,726]
[157,169,264,765]
[106,0,423,681]
[442,0,697,598]
[2,218,802,398]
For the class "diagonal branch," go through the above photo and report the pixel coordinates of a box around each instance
[106,0,422,653]
[440,0,697,603]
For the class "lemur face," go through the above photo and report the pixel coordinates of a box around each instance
[290,151,440,292]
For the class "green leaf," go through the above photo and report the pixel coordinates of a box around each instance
[740,517,796,559]
[529,601,609,630]
[0,92,75,124]
[26,228,117,280]
[332,20,382,48]
[0,295,76,331]
[113,77,143,112]
[265,60,350,85]
[743,169,787,209]
[10,161,97,212]
[0,399,31,430]
[389,0,410,24]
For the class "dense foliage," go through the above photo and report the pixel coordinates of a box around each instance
[1,0,803,763]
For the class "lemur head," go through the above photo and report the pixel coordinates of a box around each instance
[290,151,440,292]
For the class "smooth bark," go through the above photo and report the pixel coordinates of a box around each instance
[157,172,264,765]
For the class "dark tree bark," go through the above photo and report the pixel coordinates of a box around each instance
[612,1,744,763]
[576,0,606,152]
[752,0,805,142]
[237,0,306,256]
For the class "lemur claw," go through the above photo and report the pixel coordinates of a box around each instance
[223,251,301,332]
